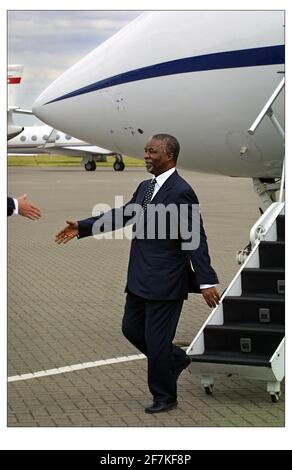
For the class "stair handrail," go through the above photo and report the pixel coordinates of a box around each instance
[248,76,285,204]
[279,158,285,203]
[250,201,284,247]
[248,77,284,137]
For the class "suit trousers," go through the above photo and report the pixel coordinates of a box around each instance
[122,291,187,403]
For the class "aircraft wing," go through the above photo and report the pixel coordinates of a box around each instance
[44,145,116,157]
[7,107,33,138]
[8,153,39,156]
[10,107,32,115]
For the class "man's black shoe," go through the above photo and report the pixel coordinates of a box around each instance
[176,356,191,380]
[145,401,178,414]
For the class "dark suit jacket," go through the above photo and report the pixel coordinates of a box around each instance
[7,197,15,216]
[78,170,218,300]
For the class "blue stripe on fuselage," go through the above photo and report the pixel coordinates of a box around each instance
[45,45,285,105]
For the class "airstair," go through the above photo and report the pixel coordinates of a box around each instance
[187,202,285,402]
[187,77,285,402]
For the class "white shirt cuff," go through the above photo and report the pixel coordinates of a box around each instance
[13,198,19,215]
[200,284,216,289]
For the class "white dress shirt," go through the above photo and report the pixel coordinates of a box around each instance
[150,167,215,290]
[150,167,176,200]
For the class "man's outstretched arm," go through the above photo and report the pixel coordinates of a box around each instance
[55,183,143,243]
[8,194,41,220]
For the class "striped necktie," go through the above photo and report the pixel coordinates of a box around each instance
[142,178,157,210]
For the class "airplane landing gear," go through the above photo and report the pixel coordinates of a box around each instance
[84,160,96,171]
[83,153,125,171]
[113,154,125,171]
[113,161,125,171]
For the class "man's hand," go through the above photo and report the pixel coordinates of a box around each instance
[55,220,79,244]
[18,194,41,220]
[201,287,220,308]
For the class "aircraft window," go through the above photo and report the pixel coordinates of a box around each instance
[65,134,72,140]
[43,135,49,141]
[31,135,37,141]
[20,135,26,142]
[56,134,60,140]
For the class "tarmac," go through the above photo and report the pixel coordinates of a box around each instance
[7,166,285,428]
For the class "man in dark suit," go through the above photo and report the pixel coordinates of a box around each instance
[55,134,219,413]
[7,194,41,219]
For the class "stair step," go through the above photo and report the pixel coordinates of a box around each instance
[203,325,283,355]
[241,268,285,295]
[259,241,285,268]
[276,215,285,241]
[207,323,284,333]
[190,351,271,367]
[223,295,284,325]
[226,293,284,300]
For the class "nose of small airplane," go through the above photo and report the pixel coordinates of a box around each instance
[32,74,70,127]
[32,64,97,144]
[32,93,51,124]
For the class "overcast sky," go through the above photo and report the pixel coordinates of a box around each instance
[8,10,142,124]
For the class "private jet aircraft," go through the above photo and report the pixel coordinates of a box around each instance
[32,10,284,209]
[8,125,125,171]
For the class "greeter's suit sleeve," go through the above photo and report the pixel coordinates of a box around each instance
[78,183,142,239]
[7,197,16,216]
[179,188,218,286]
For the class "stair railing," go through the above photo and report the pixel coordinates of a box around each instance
[248,76,285,204]
[250,201,284,248]
[248,76,285,246]
[248,77,284,139]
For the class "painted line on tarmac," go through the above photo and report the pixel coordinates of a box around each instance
[8,354,146,383]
